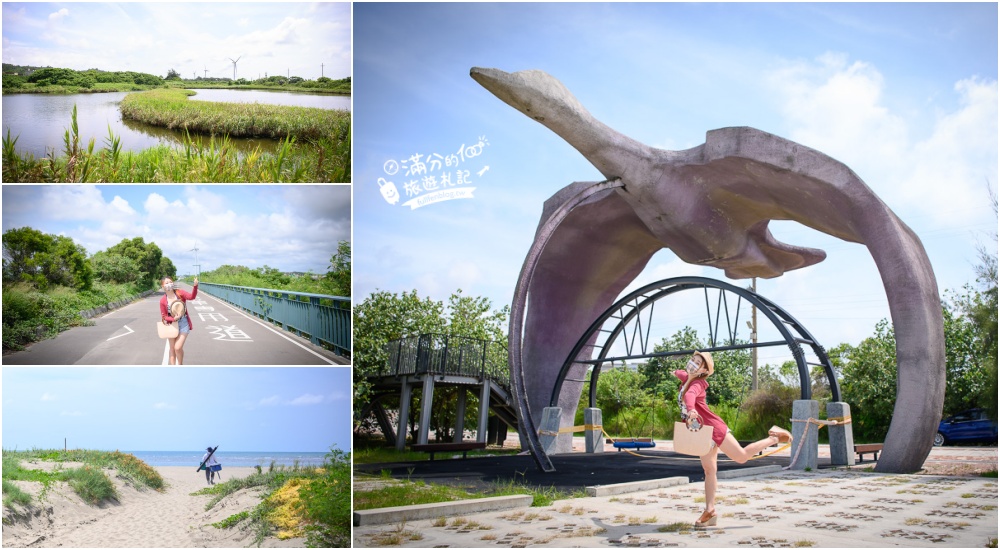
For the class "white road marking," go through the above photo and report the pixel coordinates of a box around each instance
[199,291,337,364]
[162,341,170,365]
[106,325,134,341]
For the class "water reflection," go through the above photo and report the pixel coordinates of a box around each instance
[187,88,350,111]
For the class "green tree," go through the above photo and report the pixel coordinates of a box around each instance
[840,319,897,442]
[3,227,50,282]
[2,227,92,290]
[325,241,350,297]
[353,290,446,423]
[103,237,164,288]
[90,251,144,285]
[165,68,181,80]
[158,256,177,281]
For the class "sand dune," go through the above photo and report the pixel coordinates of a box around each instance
[2,466,305,548]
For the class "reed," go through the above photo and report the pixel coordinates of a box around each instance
[2,104,349,183]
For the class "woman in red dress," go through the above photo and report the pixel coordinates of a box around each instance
[159,276,198,365]
[675,351,792,527]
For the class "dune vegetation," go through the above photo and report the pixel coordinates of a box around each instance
[2,449,164,510]
[195,447,350,548]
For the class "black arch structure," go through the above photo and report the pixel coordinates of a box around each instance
[549,276,841,411]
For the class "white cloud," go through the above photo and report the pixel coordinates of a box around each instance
[767,53,998,226]
[41,392,56,401]
[48,8,68,21]
[153,402,176,410]
[258,395,281,407]
[288,393,325,406]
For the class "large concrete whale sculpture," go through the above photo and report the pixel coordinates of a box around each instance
[471,67,945,474]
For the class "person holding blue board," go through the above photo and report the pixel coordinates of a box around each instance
[198,446,221,485]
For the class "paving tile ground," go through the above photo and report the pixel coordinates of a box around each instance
[354,445,998,548]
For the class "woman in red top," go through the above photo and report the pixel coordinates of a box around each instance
[675,351,791,528]
[159,276,198,365]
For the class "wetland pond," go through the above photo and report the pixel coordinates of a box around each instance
[2,89,350,158]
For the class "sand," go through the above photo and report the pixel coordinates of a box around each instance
[2,465,306,548]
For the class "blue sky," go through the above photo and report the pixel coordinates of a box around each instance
[1,367,351,452]
[2,2,351,80]
[354,3,998,368]
[1,185,351,276]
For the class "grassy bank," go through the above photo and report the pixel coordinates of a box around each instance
[2,280,151,352]
[354,470,587,511]
[2,449,164,510]
[2,99,350,182]
[120,88,348,141]
[194,449,350,548]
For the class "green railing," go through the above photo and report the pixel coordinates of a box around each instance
[197,282,350,357]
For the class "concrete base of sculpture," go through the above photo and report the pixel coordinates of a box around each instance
[827,402,856,467]
[790,400,820,470]
[584,408,603,454]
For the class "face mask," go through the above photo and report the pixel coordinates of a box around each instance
[686,358,701,375]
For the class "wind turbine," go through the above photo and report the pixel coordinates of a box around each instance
[228,56,242,80]
[203,66,208,79]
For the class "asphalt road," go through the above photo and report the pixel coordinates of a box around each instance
[3,283,348,365]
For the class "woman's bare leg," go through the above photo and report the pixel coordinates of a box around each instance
[719,431,779,464]
[700,446,719,513]
[174,333,188,365]
[168,337,177,365]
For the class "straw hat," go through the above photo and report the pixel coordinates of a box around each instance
[170,300,186,319]
[692,351,715,377]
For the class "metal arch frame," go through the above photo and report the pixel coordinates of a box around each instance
[548,276,841,411]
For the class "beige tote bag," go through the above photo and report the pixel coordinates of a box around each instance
[673,422,715,456]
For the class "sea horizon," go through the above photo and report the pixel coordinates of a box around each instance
[125,450,332,467]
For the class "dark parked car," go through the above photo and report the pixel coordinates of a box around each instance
[934,408,998,446]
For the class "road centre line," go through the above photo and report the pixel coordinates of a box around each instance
[197,291,337,365]
[162,340,170,365]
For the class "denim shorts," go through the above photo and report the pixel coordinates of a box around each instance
[178,314,191,335]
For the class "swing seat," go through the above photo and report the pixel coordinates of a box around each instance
[612,437,656,450]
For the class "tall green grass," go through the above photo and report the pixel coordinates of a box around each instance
[2,281,149,352]
[63,466,118,505]
[2,480,33,508]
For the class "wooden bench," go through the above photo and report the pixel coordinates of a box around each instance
[855,443,884,463]
[411,441,487,460]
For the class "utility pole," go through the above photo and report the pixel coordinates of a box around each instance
[190,245,201,277]
[321,63,324,78]
[750,277,758,391]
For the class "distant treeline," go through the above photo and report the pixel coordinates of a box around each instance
[3,65,164,92]
[194,241,350,298]
[3,63,350,95]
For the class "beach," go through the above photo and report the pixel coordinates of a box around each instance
[2,465,305,548]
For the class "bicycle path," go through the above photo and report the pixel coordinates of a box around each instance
[3,284,347,365]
